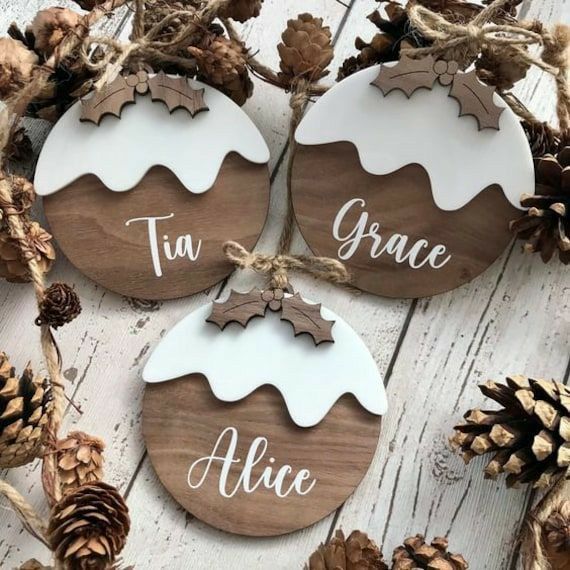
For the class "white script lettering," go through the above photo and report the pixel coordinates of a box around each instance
[125,213,202,277]
[187,426,316,498]
[332,198,452,269]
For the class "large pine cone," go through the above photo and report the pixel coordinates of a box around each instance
[278,13,334,85]
[0,353,53,468]
[0,37,39,100]
[219,0,264,22]
[451,377,570,489]
[188,34,253,106]
[57,431,105,494]
[29,8,82,57]
[510,145,570,264]
[49,482,130,570]
[305,529,388,569]
[392,535,468,570]
[0,221,56,283]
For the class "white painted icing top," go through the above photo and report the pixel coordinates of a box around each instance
[34,78,270,196]
[295,64,534,211]
[143,299,387,428]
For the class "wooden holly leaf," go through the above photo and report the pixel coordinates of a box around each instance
[206,289,268,330]
[449,70,504,131]
[280,293,335,346]
[80,74,136,125]
[148,71,209,117]
[371,55,438,98]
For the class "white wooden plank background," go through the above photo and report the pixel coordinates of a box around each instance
[0,1,568,568]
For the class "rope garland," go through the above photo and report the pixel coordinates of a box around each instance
[404,0,570,130]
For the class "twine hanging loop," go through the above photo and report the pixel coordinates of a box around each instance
[223,241,351,291]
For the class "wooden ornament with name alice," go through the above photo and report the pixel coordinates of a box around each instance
[34,70,270,300]
[142,287,387,536]
[292,56,535,298]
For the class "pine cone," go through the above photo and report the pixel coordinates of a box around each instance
[36,283,82,329]
[49,481,130,570]
[510,146,570,264]
[0,37,39,100]
[278,13,334,85]
[0,222,56,283]
[19,560,53,570]
[188,34,253,106]
[451,377,570,489]
[219,0,264,22]
[0,353,53,468]
[522,121,562,158]
[476,44,529,91]
[392,535,468,570]
[305,529,388,570]
[29,8,82,57]
[57,431,105,494]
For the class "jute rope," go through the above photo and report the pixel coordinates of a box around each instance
[0,0,130,547]
[520,471,570,570]
[223,241,350,291]
[404,0,570,130]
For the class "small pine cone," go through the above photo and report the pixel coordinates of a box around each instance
[188,35,253,106]
[305,529,388,570]
[278,13,334,85]
[0,353,53,468]
[451,377,570,489]
[544,501,570,555]
[4,128,34,163]
[29,8,82,57]
[36,283,82,329]
[57,431,105,494]
[510,146,570,264]
[0,222,56,283]
[219,0,264,22]
[49,481,130,570]
[392,535,468,570]
[18,560,53,570]
[521,121,562,158]
[5,175,36,213]
[476,45,529,91]
[0,37,39,100]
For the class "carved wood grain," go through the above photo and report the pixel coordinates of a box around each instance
[291,141,519,299]
[43,155,270,300]
[143,375,382,537]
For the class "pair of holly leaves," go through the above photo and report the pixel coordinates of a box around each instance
[206,288,335,346]
[372,55,504,131]
[80,70,209,125]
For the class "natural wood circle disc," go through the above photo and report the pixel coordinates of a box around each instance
[143,375,381,536]
[292,142,519,298]
[43,155,269,300]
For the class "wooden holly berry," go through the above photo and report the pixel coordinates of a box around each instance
[34,71,270,300]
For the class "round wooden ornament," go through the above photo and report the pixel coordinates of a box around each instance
[291,56,535,298]
[34,72,270,300]
[142,289,386,536]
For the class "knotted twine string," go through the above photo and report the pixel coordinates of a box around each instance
[223,241,351,291]
[404,0,570,130]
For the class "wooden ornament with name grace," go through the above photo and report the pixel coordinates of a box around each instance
[291,57,535,298]
[142,292,386,536]
[34,72,270,300]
